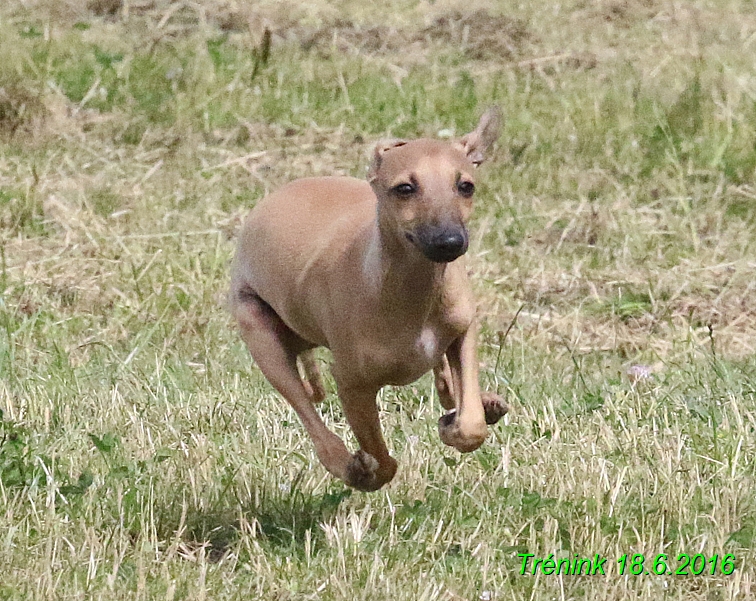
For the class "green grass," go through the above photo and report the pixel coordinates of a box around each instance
[2,0,756,599]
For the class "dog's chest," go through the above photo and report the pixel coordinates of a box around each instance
[416,326,439,361]
[345,295,474,387]
[360,325,451,386]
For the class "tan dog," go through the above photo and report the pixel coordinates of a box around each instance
[230,109,507,491]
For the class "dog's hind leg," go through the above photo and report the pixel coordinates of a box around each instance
[232,291,356,484]
[300,349,327,404]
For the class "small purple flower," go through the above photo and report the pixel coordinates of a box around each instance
[626,364,653,382]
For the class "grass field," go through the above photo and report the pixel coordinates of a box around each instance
[2,0,756,598]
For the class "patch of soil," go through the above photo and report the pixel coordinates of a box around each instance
[420,10,532,61]
[595,0,661,27]
[213,8,251,33]
[283,10,531,62]
[295,19,406,56]
[0,83,46,138]
[87,0,122,17]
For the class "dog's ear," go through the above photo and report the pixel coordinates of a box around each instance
[368,139,407,182]
[454,107,501,167]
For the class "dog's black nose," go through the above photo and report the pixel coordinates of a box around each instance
[415,227,469,263]
[435,231,466,256]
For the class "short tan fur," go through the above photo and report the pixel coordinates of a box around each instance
[230,108,507,491]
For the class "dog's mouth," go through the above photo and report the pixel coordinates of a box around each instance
[405,226,469,263]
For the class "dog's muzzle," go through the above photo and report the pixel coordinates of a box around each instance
[407,224,469,263]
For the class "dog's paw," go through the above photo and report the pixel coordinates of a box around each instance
[438,410,487,453]
[345,450,381,492]
[482,392,508,425]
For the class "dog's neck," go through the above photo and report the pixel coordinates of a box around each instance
[363,215,446,324]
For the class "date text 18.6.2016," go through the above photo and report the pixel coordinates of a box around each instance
[518,553,736,576]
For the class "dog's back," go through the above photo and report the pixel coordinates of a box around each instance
[230,176,376,348]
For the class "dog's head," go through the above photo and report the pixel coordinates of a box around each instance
[368,108,501,263]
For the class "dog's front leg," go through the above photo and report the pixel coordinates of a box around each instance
[438,324,507,452]
[433,355,456,411]
[337,383,398,491]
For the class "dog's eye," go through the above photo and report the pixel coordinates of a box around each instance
[457,181,475,197]
[393,183,416,197]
